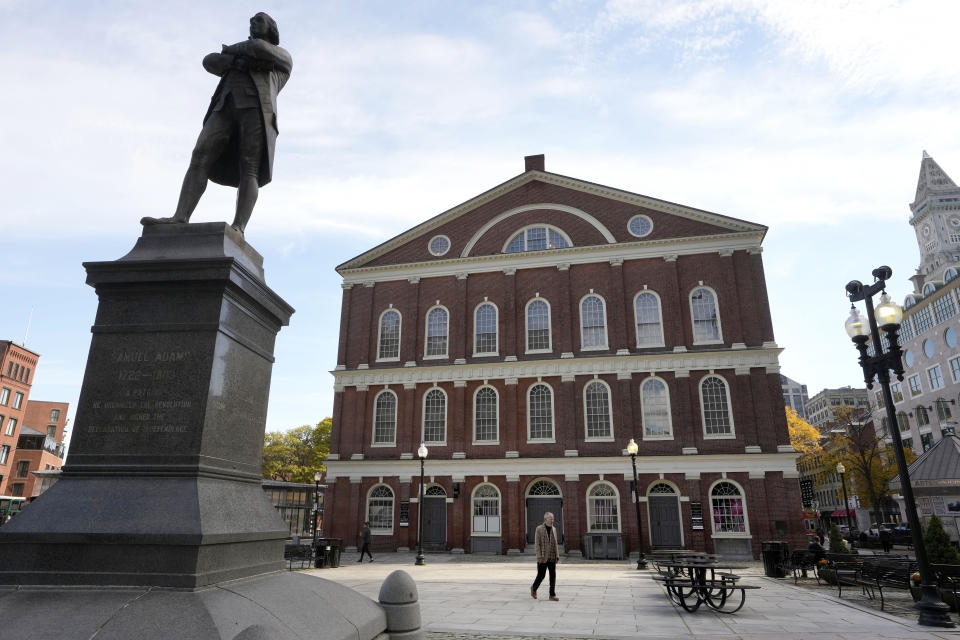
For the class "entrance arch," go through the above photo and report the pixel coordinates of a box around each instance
[647,482,682,548]
[421,485,447,550]
[525,479,563,544]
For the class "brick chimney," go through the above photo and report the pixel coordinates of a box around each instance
[524,154,545,172]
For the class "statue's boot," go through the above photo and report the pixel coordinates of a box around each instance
[140,215,190,226]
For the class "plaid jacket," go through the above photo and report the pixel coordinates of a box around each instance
[534,524,559,562]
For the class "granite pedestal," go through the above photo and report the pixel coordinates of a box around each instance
[0,223,389,639]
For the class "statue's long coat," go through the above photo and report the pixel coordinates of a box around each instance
[201,39,292,188]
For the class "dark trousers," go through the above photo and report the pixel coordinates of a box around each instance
[359,542,373,561]
[532,560,556,596]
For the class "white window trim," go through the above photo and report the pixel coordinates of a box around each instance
[428,234,451,257]
[586,480,622,533]
[633,290,665,348]
[366,484,395,535]
[472,301,500,357]
[524,297,553,354]
[707,478,750,537]
[640,375,674,440]
[371,389,398,447]
[526,382,556,443]
[950,356,960,383]
[579,292,609,351]
[422,387,448,446]
[423,304,450,360]
[375,308,402,363]
[926,363,945,391]
[471,483,502,536]
[908,373,924,397]
[583,379,615,442]
[699,374,736,439]
[689,285,724,345]
[501,224,574,253]
[472,385,500,445]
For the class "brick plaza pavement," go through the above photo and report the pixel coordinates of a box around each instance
[304,552,960,640]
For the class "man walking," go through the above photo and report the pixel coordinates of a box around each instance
[531,512,559,601]
[358,521,374,562]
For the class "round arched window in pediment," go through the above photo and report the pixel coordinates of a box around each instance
[504,225,571,253]
[428,235,451,256]
[628,214,653,238]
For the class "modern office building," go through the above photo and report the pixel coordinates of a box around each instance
[803,387,870,432]
[323,155,804,559]
[780,375,809,418]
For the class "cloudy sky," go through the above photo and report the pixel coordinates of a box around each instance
[4,0,959,444]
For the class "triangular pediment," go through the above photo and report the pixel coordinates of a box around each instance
[912,151,960,211]
[337,167,767,273]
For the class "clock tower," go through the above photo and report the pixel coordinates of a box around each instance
[909,151,960,294]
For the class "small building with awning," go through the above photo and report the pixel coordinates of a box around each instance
[890,434,960,542]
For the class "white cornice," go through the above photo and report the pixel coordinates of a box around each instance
[339,232,762,285]
[336,170,767,273]
[330,346,783,387]
[324,452,798,481]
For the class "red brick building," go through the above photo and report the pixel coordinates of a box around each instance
[324,156,804,559]
[0,341,38,496]
[10,400,68,499]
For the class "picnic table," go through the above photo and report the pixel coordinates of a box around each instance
[653,557,758,613]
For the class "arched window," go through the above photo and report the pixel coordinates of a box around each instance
[423,388,447,444]
[587,482,620,532]
[527,479,561,496]
[690,287,722,343]
[425,306,449,358]
[526,298,552,352]
[584,380,613,440]
[505,225,571,253]
[377,309,401,361]
[474,302,498,355]
[641,377,672,438]
[916,406,930,427]
[897,411,910,432]
[425,485,446,497]
[472,484,501,534]
[700,375,734,436]
[710,481,747,533]
[373,390,397,445]
[924,283,936,296]
[474,386,499,443]
[528,383,554,441]
[905,295,916,309]
[946,268,958,283]
[580,294,608,349]
[367,485,395,534]
[634,291,664,347]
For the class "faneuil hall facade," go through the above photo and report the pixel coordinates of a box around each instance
[324,156,804,559]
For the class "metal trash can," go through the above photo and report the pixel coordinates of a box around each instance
[761,541,788,578]
[327,538,342,568]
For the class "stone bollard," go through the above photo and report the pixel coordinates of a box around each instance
[378,570,424,640]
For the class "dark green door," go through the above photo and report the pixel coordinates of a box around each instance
[649,495,681,548]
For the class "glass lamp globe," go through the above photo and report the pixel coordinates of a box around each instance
[417,443,428,459]
[314,472,322,482]
[836,462,845,474]
[875,293,903,328]
[844,306,868,339]
[626,438,639,455]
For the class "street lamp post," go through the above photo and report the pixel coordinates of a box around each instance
[626,439,647,569]
[415,443,428,566]
[836,463,853,534]
[844,266,953,627]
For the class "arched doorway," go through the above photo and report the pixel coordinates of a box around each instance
[422,485,447,550]
[526,479,563,544]
[648,482,682,548]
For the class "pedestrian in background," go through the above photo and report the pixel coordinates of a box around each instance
[530,512,560,601]
[358,521,374,562]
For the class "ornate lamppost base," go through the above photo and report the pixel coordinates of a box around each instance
[636,556,647,570]
[917,584,955,627]
[415,554,425,566]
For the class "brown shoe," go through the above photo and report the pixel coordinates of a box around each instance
[549,596,559,601]
[530,588,537,599]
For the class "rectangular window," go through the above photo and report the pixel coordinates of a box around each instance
[50,409,60,421]
[909,375,923,397]
[0,445,9,465]
[16,460,29,478]
[11,392,23,410]
[929,365,945,390]
[922,432,934,451]
[891,383,903,403]
[47,425,56,438]
[903,437,914,451]
[952,356,960,383]
[914,306,934,333]
[0,388,8,406]
[932,294,958,324]
[10,483,23,497]
[899,316,915,342]
[4,417,16,436]
[875,390,885,408]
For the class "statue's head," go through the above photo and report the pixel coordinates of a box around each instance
[250,12,280,46]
